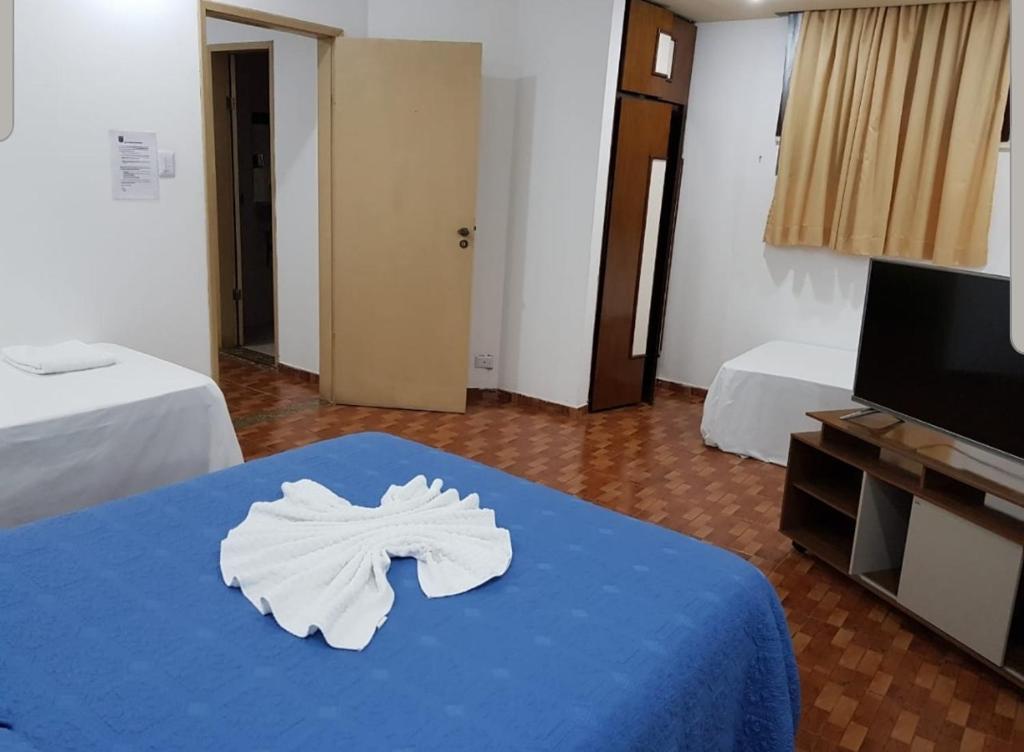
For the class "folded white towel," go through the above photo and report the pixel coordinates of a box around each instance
[220,475,513,650]
[1,341,117,375]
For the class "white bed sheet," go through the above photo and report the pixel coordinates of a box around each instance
[0,344,243,526]
[701,341,857,466]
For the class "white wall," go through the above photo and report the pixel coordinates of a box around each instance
[206,18,320,375]
[0,0,364,375]
[658,17,1012,389]
[367,0,520,389]
[500,0,623,407]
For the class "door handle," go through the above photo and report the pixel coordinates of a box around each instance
[457,227,471,237]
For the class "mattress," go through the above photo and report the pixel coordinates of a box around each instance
[0,433,799,751]
[702,340,856,465]
[0,343,242,526]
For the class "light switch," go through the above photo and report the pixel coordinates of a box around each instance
[158,150,176,178]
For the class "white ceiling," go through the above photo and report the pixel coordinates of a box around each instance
[663,0,969,23]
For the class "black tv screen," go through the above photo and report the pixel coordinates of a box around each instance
[854,260,1024,461]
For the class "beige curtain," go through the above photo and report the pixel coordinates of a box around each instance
[764,0,1009,267]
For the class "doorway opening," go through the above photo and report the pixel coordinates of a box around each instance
[201,3,481,413]
[200,1,340,395]
[210,44,277,365]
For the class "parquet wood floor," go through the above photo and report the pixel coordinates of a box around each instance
[220,354,1024,751]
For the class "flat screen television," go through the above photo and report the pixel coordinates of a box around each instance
[853,259,1024,462]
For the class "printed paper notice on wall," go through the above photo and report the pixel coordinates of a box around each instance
[1,0,12,142]
[110,130,159,200]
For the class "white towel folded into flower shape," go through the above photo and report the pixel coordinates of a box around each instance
[220,475,513,650]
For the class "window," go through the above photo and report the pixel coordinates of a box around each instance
[776,11,1010,145]
[775,13,801,140]
[765,1,1010,266]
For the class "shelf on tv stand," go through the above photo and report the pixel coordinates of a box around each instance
[781,524,853,572]
[861,568,900,598]
[812,410,1024,512]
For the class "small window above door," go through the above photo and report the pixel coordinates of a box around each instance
[653,31,675,80]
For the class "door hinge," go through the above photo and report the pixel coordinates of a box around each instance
[232,288,242,302]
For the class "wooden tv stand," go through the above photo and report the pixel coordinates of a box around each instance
[781,410,1024,689]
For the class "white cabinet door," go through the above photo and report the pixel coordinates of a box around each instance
[898,498,1022,665]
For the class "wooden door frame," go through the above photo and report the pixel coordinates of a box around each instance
[209,48,239,350]
[199,1,341,398]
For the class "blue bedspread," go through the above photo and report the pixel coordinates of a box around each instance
[0,433,798,751]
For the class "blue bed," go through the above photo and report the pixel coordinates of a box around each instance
[0,433,798,751]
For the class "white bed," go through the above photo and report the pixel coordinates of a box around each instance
[701,341,857,465]
[0,344,242,526]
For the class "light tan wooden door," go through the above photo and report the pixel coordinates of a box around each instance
[330,39,481,412]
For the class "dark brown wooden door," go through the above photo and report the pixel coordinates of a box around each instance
[590,97,676,411]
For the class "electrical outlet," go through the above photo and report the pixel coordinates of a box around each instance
[474,354,494,370]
